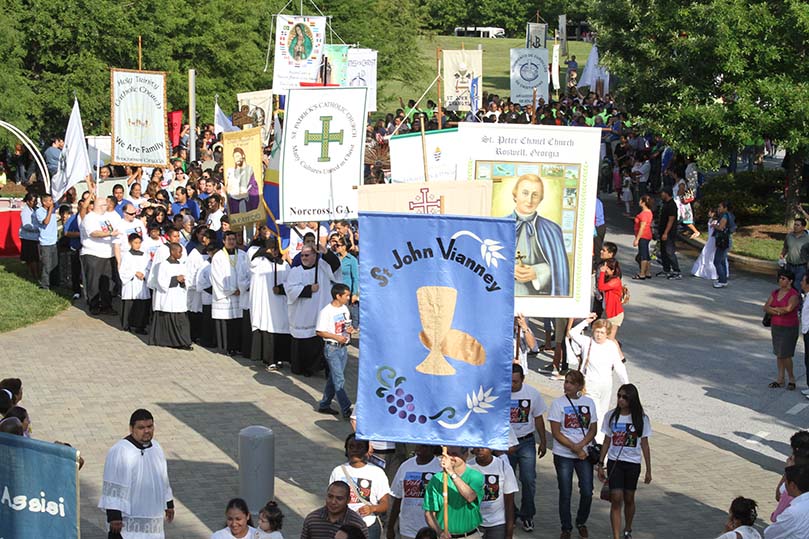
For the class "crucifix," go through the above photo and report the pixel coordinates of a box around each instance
[515,250,526,266]
[409,187,444,214]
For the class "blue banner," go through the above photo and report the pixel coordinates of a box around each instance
[357,212,515,449]
[0,433,79,539]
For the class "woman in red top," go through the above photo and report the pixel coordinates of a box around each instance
[763,269,800,390]
[598,259,625,342]
[632,195,654,279]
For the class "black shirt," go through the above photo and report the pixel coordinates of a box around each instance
[658,198,678,233]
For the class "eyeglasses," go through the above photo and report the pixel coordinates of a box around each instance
[617,393,629,400]
[125,212,137,216]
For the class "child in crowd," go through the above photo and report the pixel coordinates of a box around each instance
[256,501,284,539]
[119,233,152,334]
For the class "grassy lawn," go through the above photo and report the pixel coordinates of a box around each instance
[378,36,593,114]
[0,258,70,333]
[731,235,782,261]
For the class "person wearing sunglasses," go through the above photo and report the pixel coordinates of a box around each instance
[763,269,800,390]
[597,384,652,539]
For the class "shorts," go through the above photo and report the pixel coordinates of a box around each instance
[607,312,624,327]
[637,238,650,261]
[606,459,641,491]
[20,239,40,263]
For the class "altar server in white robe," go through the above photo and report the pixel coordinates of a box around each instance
[250,237,292,369]
[147,227,186,306]
[196,243,218,348]
[286,244,342,376]
[148,243,192,349]
[211,231,249,355]
[120,233,152,334]
[99,408,175,539]
[185,230,214,343]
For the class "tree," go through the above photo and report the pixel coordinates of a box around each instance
[588,0,809,219]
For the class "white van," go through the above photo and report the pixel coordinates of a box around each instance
[453,26,506,38]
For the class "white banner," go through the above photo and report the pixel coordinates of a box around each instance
[280,87,367,222]
[455,123,601,317]
[510,49,549,106]
[559,14,568,56]
[443,50,483,112]
[86,136,111,171]
[357,181,491,216]
[346,48,378,112]
[389,128,460,183]
[51,99,91,201]
[110,69,169,166]
[236,89,273,146]
[526,22,547,49]
[272,15,326,94]
[552,44,561,90]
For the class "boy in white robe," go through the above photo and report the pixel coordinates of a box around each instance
[286,244,342,376]
[119,233,151,334]
[148,243,192,349]
[211,231,249,355]
[250,238,292,369]
[185,230,214,343]
[196,243,218,348]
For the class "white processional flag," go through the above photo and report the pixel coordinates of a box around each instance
[215,102,239,136]
[51,98,91,201]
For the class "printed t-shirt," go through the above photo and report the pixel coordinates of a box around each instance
[317,303,351,341]
[390,456,441,538]
[510,384,547,438]
[466,455,518,527]
[328,463,391,528]
[601,413,652,464]
[548,395,597,459]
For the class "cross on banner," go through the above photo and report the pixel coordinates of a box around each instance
[408,187,443,214]
[304,115,344,162]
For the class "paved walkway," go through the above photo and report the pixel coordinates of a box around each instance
[0,203,788,538]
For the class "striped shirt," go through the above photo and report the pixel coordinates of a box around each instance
[300,506,368,539]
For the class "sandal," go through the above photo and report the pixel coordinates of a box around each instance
[768,381,784,388]
[632,274,647,280]
[788,382,797,391]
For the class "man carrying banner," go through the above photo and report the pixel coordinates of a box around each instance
[423,446,484,539]
[99,409,175,539]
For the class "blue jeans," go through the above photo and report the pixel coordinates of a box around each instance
[788,263,806,293]
[508,435,536,519]
[319,343,351,414]
[713,245,729,284]
[553,454,594,532]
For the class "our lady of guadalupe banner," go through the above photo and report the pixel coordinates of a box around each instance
[456,123,601,317]
[357,213,514,449]
[110,68,169,166]
[222,127,266,228]
[346,48,378,112]
[0,433,80,539]
[279,87,367,222]
[442,50,483,112]
[510,48,549,105]
[272,15,326,94]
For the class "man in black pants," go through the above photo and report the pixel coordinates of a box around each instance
[657,187,681,279]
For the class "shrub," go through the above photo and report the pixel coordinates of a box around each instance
[695,169,786,225]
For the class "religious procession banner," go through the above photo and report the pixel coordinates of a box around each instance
[280,87,367,222]
[358,181,492,216]
[456,122,601,317]
[236,89,274,146]
[442,50,483,112]
[559,14,568,56]
[552,44,561,90]
[357,212,514,449]
[223,127,266,228]
[0,433,80,539]
[272,15,326,94]
[110,68,169,166]
[346,48,378,112]
[389,128,461,183]
[319,44,349,86]
[526,22,547,49]
[510,48,549,106]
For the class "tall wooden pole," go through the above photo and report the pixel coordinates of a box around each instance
[442,446,449,534]
[436,49,443,129]
[138,36,142,71]
[420,113,430,183]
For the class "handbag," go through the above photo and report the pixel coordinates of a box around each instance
[599,440,625,501]
[340,465,383,529]
[715,227,731,249]
[762,313,772,327]
[565,395,601,466]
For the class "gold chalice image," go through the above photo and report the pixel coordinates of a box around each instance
[415,286,486,376]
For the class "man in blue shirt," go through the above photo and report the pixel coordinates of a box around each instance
[62,203,83,299]
[112,184,128,216]
[43,138,63,177]
[171,186,199,220]
[32,193,59,289]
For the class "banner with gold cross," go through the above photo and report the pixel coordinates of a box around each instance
[279,87,367,222]
[356,212,514,449]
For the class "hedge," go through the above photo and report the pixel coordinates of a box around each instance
[696,169,786,225]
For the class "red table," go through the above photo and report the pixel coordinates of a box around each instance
[0,209,22,257]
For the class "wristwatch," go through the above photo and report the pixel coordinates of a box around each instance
[450,473,458,480]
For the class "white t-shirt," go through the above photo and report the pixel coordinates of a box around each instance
[466,455,519,527]
[548,395,597,459]
[390,456,442,538]
[601,413,652,464]
[80,211,122,258]
[210,526,258,539]
[328,462,391,528]
[317,303,351,342]
[510,384,547,438]
[716,527,761,539]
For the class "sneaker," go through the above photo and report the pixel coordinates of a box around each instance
[800,388,809,395]
[341,406,353,420]
[667,273,682,280]
[316,407,339,416]
[539,364,555,372]
[72,293,81,300]
[623,531,632,539]
[267,363,279,371]
[713,282,728,288]
[522,519,534,532]
[655,271,669,277]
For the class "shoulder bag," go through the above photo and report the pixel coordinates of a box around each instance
[340,465,382,528]
[565,395,601,466]
[599,430,625,501]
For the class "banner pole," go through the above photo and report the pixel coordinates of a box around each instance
[420,114,429,183]
[436,49,443,129]
[138,36,142,71]
[532,88,537,124]
[442,446,449,535]
[188,69,197,161]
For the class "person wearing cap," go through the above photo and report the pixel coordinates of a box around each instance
[657,187,682,280]
[423,446,484,539]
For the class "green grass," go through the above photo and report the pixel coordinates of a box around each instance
[730,235,782,261]
[0,258,70,333]
[378,36,594,114]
